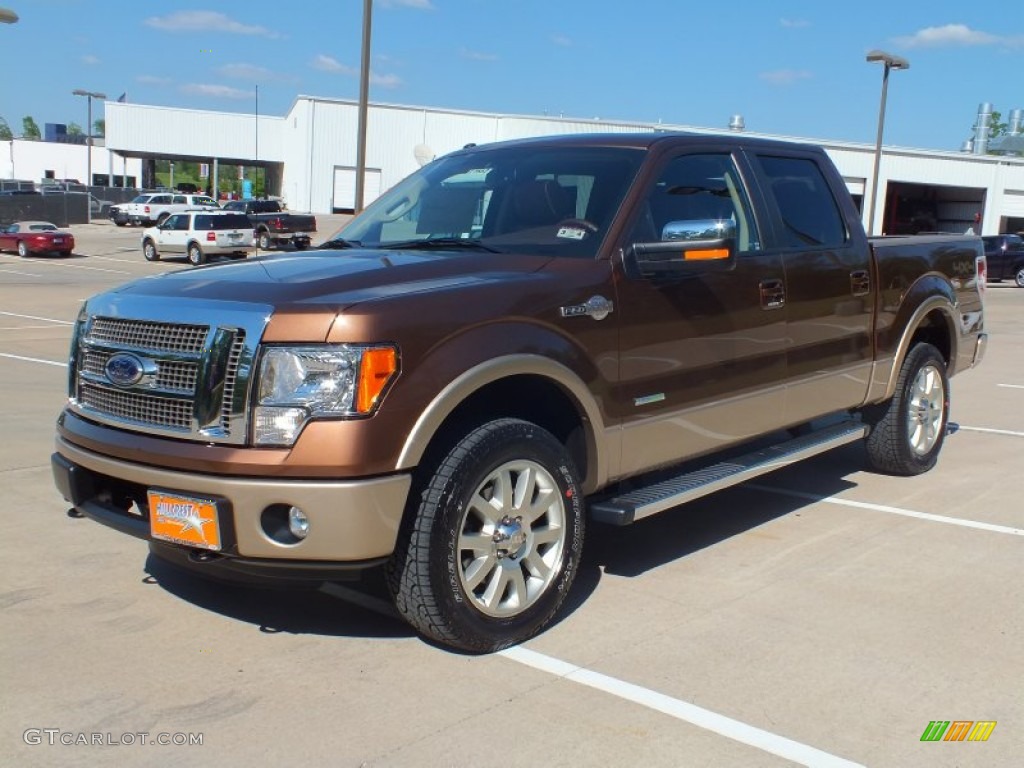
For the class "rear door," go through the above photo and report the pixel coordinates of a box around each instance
[745,149,874,424]
[612,146,789,475]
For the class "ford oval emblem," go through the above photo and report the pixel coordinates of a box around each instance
[105,352,145,388]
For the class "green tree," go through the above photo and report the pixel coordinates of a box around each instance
[22,116,40,139]
[67,122,84,136]
[0,117,12,140]
[93,118,105,137]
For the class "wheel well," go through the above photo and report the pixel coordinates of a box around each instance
[908,309,951,364]
[419,374,590,483]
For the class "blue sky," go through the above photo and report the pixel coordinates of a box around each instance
[1,1,1021,151]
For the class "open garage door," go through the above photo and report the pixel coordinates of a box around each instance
[332,167,382,213]
[883,182,986,235]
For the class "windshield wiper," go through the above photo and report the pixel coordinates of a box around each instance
[385,237,502,253]
[320,238,362,250]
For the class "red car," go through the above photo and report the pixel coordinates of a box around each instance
[0,221,75,257]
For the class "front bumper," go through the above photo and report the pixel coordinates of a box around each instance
[52,436,411,574]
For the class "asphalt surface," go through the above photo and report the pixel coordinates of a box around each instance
[1,220,1021,767]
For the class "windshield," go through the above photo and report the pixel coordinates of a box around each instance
[334,144,644,258]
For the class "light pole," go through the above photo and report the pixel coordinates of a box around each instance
[72,89,107,221]
[354,0,372,213]
[865,50,908,236]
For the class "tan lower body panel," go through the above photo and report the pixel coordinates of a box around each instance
[56,437,410,561]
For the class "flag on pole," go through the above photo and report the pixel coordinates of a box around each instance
[117,93,127,103]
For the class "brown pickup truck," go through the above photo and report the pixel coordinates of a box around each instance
[52,133,987,652]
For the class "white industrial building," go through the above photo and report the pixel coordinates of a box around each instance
[7,96,1024,235]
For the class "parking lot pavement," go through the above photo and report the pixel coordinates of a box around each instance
[0,242,1020,767]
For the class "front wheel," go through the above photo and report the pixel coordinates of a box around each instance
[863,342,949,475]
[1014,265,1024,288]
[17,241,28,257]
[387,418,585,652]
[187,243,205,266]
[142,239,160,262]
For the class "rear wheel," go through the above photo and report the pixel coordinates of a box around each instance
[863,342,949,475]
[187,243,205,266]
[258,231,272,250]
[17,241,28,257]
[115,221,127,227]
[142,239,160,262]
[387,418,584,652]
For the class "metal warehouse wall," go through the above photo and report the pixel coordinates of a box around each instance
[1,140,142,188]
[106,102,284,163]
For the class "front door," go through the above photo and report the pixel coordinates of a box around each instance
[156,214,190,254]
[611,149,788,478]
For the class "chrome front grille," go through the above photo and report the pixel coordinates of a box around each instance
[88,318,208,353]
[71,313,257,445]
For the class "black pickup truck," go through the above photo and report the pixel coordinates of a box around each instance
[221,199,317,250]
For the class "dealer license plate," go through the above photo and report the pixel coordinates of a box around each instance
[147,490,222,551]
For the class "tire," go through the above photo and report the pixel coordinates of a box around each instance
[258,231,272,250]
[59,251,72,258]
[187,243,205,266]
[293,240,308,251]
[387,418,585,652]
[142,239,160,262]
[17,241,28,258]
[115,221,127,228]
[863,343,949,476]
[1014,265,1024,288]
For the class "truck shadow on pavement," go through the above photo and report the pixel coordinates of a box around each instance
[139,443,868,647]
[142,556,413,640]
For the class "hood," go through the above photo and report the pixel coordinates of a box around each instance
[110,247,554,309]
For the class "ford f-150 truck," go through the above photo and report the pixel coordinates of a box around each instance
[221,199,317,250]
[52,133,987,652]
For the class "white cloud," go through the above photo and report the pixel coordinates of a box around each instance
[312,55,402,88]
[180,83,254,100]
[371,73,403,88]
[551,34,572,47]
[459,48,498,62]
[892,23,1022,48]
[378,0,435,8]
[81,54,100,65]
[780,18,810,28]
[136,75,172,86]
[217,63,294,82]
[759,69,813,86]
[145,11,279,38]
[312,54,356,75]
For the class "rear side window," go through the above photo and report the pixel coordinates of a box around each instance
[757,155,847,248]
[195,214,251,230]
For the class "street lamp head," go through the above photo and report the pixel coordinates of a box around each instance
[72,89,108,99]
[0,7,19,23]
[866,49,909,70]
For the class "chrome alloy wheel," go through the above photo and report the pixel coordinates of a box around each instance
[907,363,945,455]
[457,460,567,618]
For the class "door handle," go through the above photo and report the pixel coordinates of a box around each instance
[759,278,785,310]
[850,269,871,297]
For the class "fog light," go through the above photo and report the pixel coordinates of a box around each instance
[288,506,309,539]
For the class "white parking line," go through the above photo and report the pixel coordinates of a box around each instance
[501,647,864,768]
[749,485,1024,536]
[8,260,131,275]
[0,269,43,277]
[997,384,1024,390]
[322,584,863,767]
[954,425,1024,438]
[0,311,75,325]
[0,352,67,367]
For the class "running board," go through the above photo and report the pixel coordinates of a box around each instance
[589,421,868,526]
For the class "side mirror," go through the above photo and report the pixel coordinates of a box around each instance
[631,218,737,276]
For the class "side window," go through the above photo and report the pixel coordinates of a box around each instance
[757,155,847,248]
[172,196,186,205]
[169,215,189,231]
[631,153,760,253]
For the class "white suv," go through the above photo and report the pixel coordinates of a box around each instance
[141,210,256,266]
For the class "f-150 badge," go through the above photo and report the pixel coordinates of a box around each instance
[560,295,614,321]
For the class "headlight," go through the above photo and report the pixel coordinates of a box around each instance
[253,344,398,446]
